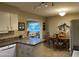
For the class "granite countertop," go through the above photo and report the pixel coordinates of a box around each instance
[0,37,42,47]
[0,35,19,40]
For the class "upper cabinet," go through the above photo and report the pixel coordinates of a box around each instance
[0,12,10,33]
[10,13,18,31]
[0,11,18,33]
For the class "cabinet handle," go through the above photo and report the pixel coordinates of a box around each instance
[1,46,15,51]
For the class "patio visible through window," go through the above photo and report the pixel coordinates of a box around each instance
[27,21,41,44]
[28,22,40,32]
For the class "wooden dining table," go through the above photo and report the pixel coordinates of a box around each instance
[44,36,70,49]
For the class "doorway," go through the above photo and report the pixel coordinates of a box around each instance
[27,21,41,44]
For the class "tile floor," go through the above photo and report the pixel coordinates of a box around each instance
[32,43,70,57]
[21,37,70,57]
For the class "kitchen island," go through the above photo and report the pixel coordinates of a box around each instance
[0,37,42,57]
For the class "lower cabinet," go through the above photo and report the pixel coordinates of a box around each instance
[16,43,33,57]
[0,44,16,57]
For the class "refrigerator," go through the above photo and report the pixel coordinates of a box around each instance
[71,19,79,56]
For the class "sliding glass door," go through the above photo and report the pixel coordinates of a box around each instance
[27,21,41,44]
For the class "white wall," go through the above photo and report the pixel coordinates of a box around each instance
[48,14,79,36]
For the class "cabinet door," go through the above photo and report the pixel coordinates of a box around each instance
[0,12,10,33]
[23,44,33,57]
[10,13,18,31]
[16,43,33,57]
[16,43,24,57]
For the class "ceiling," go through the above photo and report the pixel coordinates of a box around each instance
[4,2,79,17]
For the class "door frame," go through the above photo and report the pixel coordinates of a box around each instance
[26,19,43,41]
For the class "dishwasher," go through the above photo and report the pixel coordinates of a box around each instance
[0,44,16,57]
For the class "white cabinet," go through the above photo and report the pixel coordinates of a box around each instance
[10,13,18,31]
[0,12,10,33]
[0,11,18,33]
[0,44,16,57]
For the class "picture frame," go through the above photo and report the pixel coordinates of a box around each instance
[18,22,25,31]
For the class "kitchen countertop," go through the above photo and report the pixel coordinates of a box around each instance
[0,37,42,47]
[0,35,19,40]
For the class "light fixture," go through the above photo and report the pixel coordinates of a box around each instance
[34,2,54,9]
[58,11,66,16]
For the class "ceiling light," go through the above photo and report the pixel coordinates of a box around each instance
[34,2,54,9]
[58,11,66,16]
[44,4,48,7]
